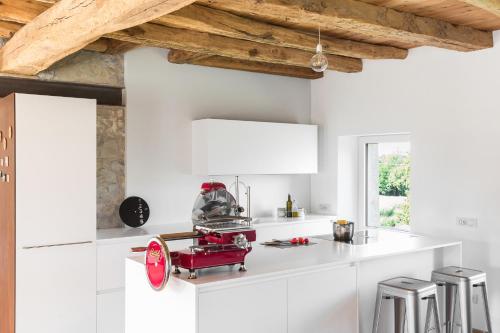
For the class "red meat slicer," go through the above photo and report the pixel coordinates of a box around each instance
[141,181,255,291]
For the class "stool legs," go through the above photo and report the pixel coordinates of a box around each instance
[394,297,406,333]
[438,281,493,333]
[405,295,421,333]
[424,296,441,333]
[458,282,473,333]
[477,282,493,333]
[372,289,383,333]
[444,284,457,333]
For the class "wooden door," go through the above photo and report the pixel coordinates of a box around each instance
[0,94,16,333]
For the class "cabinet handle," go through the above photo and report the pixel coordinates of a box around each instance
[22,241,93,249]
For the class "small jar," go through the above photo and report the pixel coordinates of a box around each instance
[333,220,355,242]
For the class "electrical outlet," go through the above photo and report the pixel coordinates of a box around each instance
[457,217,478,228]
[319,203,331,211]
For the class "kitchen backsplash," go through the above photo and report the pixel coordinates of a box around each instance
[97,105,125,229]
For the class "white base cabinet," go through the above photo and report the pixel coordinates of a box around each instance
[97,291,125,333]
[16,242,96,333]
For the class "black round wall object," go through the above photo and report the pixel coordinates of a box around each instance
[119,196,150,228]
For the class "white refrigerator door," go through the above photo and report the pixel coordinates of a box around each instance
[15,94,96,247]
[16,242,96,333]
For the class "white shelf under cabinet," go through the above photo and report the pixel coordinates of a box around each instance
[192,119,318,175]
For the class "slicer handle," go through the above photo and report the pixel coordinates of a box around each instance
[131,247,147,253]
[159,231,201,241]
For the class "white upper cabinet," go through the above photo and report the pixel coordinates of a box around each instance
[192,119,318,175]
[15,94,96,247]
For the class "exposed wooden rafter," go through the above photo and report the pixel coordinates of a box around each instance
[168,49,324,79]
[198,0,493,51]
[0,0,196,75]
[155,4,408,60]
[0,0,498,79]
[108,24,363,73]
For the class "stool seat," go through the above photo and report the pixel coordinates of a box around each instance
[380,277,437,295]
[432,266,486,283]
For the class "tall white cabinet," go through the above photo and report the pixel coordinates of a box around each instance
[0,93,96,333]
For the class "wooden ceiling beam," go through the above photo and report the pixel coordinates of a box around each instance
[108,23,362,73]
[198,0,493,51]
[459,0,500,17]
[168,49,324,79]
[155,4,407,60]
[0,0,196,75]
[0,20,131,54]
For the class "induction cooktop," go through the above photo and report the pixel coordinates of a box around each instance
[314,230,379,245]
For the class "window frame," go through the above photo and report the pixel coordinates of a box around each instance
[357,134,411,228]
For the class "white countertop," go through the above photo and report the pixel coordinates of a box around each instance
[97,214,335,244]
[127,228,461,288]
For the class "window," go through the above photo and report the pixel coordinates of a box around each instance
[359,135,411,230]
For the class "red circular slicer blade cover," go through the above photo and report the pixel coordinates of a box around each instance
[145,237,171,291]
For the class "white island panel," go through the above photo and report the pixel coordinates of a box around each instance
[199,280,287,333]
[288,265,357,333]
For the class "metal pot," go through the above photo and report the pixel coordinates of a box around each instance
[333,221,355,242]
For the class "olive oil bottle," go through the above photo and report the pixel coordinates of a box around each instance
[286,194,293,218]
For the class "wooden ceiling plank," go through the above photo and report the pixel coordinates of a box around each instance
[459,0,500,17]
[168,49,324,79]
[155,4,408,60]
[0,0,48,24]
[0,0,197,75]
[198,0,493,51]
[107,23,363,73]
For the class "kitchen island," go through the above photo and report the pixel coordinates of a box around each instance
[125,229,461,333]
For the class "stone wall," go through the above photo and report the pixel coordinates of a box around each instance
[97,106,126,229]
[0,38,124,87]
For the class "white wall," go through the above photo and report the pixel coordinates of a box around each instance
[125,48,312,224]
[311,31,500,329]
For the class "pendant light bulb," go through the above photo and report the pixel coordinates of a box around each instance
[310,27,328,73]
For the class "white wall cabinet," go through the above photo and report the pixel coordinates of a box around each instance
[192,119,318,175]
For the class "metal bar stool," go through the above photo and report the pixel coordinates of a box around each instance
[432,266,493,333]
[373,277,442,333]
